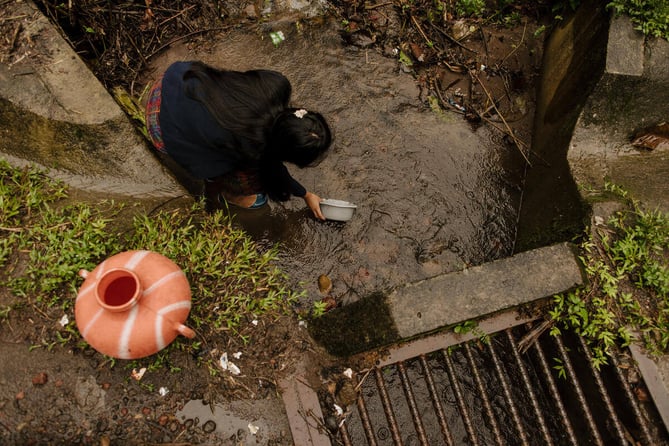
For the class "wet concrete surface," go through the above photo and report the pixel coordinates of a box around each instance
[2,3,668,444]
[143,18,528,308]
[308,242,585,356]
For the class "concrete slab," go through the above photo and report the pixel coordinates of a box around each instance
[606,15,645,76]
[279,362,332,445]
[0,0,186,200]
[389,242,585,338]
[309,242,585,356]
[0,4,121,125]
[646,36,669,79]
[629,343,669,431]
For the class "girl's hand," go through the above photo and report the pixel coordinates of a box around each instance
[303,191,325,221]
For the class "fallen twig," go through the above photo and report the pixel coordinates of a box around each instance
[9,22,21,54]
[31,303,52,320]
[295,375,317,390]
[411,15,434,48]
[499,20,527,66]
[365,1,394,9]
[1,14,28,22]
[158,4,196,27]
[478,25,488,67]
[125,32,148,70]
[478,114,550,167]
[434,78,464,114]
[302,409,345,445]
[0,226,23,232]
[518,319,553,354]
[146,26,233,61]
[428,21,477,54]
[354,368,373,392]
[469,69,531,165]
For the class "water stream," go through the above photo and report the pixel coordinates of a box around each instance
[144,18,527,307]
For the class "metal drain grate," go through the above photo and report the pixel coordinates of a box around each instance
[324,313,669,446]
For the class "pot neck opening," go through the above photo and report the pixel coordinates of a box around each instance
[96,269,141,312]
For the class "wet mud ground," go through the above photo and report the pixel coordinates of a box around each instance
[141,15,542,310]
[0,4,549,444]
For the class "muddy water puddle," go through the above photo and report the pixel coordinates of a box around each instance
[176,398,289,441]
[145,18,527,306]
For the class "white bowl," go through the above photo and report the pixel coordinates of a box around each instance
[320,199,357,222]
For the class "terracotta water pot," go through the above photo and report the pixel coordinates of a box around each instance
[75,250,195,359]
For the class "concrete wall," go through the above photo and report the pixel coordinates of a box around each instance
[516,0,669,252]
[569,15,669,213]
[0,0,186,200]
[515,0,610,251]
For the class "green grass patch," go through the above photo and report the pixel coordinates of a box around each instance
[0,159,300,367]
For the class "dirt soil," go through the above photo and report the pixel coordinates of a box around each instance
[0,1,557,444]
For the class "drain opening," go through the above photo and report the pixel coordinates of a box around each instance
[321,318,668,446]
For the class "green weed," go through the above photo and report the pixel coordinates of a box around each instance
[550,184,669,368]
[607,0,669,40]
[127,206,300,338]
[547,1,667,40]
[454,0,486,17]
[0,161,300,371]
[453,319,490,344]
[7,201,124,307]
[552,358,566,379]
[311,300,328,318]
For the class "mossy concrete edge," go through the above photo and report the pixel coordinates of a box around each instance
[0,0,186,200]
[309,243,584,357]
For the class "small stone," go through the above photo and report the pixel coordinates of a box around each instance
[15,390,25,400]
[451,20,470,40]
[32,372,48,386]
[318,274,333,295]
[202,420,216,433]
[244,4,258,19]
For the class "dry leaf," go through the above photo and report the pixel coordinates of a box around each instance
[632,122,669,151]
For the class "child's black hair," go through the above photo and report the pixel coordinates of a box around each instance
[182,61,332,200]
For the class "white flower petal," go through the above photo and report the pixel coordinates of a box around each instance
[219,352,229,370]
[131,367,146,381]
[229,362,241,375]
